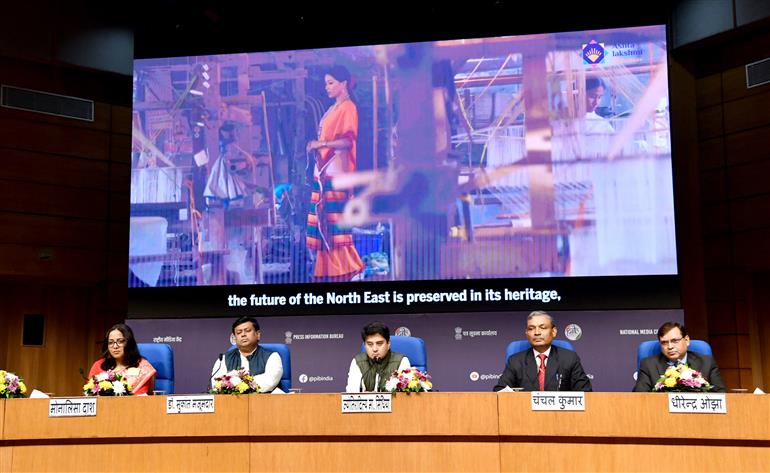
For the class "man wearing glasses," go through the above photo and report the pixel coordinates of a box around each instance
[633,321,726,392]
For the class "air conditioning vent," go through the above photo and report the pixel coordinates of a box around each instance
[1,85,94,121]
[746,57,770,89]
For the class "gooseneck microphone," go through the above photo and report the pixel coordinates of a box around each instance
[210,353,225,388]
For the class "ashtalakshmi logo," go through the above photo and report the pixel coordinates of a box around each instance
[564,323,582,341]
[394,326,411,337]
[582,40,605,64]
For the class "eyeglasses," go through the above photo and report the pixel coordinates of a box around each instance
[107,339,127,347]
[659,337,684,347]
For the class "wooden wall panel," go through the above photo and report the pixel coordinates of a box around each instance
[706,301,737,334]
[732,229,770,269]
[722,65,770,102]
[695,73,722,108]
[698,169,726,203]
[703,235,731,268]
[0,149,109,190]
[696,104,724,139]
[111,105,132,135]
[723,90,770,134]
[700,203,729,236]
[0,243,104,282]
[703,269,735,302]
[110,163,131,193]
[729,195,770,231]
[710,334,740,369]
[109,222,129,254]
[698,137,724,170]
[0,180,108,220]
[0,117,110,161]
[0,212,106,249]
[727,160,770,198]
[724,125,770,166]
[0,285,93,396]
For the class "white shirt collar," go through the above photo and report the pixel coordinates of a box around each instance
[533,346,552,364]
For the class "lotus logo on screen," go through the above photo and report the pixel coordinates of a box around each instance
[394,326,411,337]
[564,323,583,341]
[582,40,605,64]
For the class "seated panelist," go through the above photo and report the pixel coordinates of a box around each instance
[494,311,592,392]
[210,316,283,393]
[346,321,410,393]
[633,321,726,393]
[88,323,157,395]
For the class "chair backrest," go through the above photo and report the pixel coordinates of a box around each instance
[137,343,174,394]
[505,339,575,361]
[227,343,292,392]
[636,339,713,371]
[360,335,428,372]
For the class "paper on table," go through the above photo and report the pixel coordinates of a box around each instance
[754,387,765,395]
[30,389,50,399]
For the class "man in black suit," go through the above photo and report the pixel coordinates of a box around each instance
[633,321,726,392]
[494,311,592,392]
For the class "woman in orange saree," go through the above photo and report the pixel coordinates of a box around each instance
[305,66,365,281]
[88,323,157,395]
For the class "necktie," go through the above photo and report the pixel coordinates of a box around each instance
[538,353,547,391]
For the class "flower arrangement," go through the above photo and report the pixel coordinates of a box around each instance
[384,368,432,393]
[209,368,260,394]
[83,370,133,396]
[653,364,713,392]
[0,370,27,398]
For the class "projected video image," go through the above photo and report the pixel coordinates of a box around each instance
[129,25,676,288]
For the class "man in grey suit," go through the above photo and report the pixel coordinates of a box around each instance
[494,311,592,392]
[633,321,726,392]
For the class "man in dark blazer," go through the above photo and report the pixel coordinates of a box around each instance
[494,311,592,392]
[633,321,726,392]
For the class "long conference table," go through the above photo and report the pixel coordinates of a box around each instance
[1,393,768,472]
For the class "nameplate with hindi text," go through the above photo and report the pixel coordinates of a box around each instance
[48,398,97,417]
[668,393,726,414]
[530,391,586,411]
[166,395,216,414]
[341,393,392,413]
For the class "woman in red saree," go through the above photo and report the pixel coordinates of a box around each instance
[88,323,156,395]
[305,66,365,281]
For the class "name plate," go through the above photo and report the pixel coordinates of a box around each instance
[48,398,97,417]
[166,395,216,414]
[341,393,392,413]
[668,393,726,414]
[530,392,586,411]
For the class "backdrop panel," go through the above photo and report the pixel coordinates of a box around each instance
[130,309,683,394]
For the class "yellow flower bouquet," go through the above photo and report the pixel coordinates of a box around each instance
[83,370,133,396]
[653,364,713,392]
[0,370,28,398]
[209,368,259,394]
[384,367,432,393]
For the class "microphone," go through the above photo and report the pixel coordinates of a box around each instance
[360,356,382,392]
[79,367,88,381]
[210,353,225,387]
